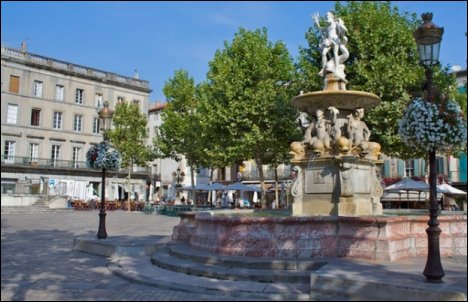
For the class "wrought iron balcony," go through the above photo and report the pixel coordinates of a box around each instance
[1,155,150,173]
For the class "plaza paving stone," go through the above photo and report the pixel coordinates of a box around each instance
[1,211,248,301]
[2,210,466,301]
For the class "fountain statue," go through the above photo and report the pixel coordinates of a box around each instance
[289,12,383,216]
[170,12,466,262]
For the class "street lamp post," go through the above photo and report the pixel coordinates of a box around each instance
[96,101,114,240]
[146,176,152,204]
[172,167,185,201]
[413,12,445,283]
[172,167,185,186]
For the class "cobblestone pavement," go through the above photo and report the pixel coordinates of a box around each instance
[1,211,246,301]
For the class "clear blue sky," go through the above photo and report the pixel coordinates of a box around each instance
[2,1,466,103]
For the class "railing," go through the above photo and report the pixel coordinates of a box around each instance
[241,167,293,181]
[1,155,91,169]
[1,155,150,173]
[1,45,150,90]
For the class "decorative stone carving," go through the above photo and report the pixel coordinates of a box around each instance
[312,11,349,90]
[291,165,302,198]
[303,108,332,154]
[338,161,354,197]
[289,141,306,161]
[290,106,381,160]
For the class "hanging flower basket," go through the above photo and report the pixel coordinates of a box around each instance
[399,98,467,152]
[86,141,121,170]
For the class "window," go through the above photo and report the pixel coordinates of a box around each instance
[9,75,19,93]
[4,141,16,163]
[75,89,84,104]
[31,108,41,126]
[117,96,124,103]
[132,99,140,106]
[72,147,81,168]
[33,80,43,97]
[74,115,83,132]
[53,112,63,129]
[95,93,103,107]
[29,143,39,162]
[7,104,18,124]
[93,118,100,134]
[55,85,64,101]
[51,145,60,166]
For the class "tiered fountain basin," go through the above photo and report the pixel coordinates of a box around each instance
[289,89,385,217]
[172,210,466,262]
[292,90,381,114]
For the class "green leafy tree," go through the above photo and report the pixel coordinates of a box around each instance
[107,101,153,208]
[156,70,205,206]
[202,27,302,207]
[197,83,236,180]
[297,1,462,159]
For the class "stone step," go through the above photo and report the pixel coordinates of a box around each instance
[167,241,327,270]
[1,206,73,214]
[109,256,311,301]
[151,245,323,283]
[309,274,467,301]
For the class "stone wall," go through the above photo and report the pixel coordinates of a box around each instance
[172,211,467,261]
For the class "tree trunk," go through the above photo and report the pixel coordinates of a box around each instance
[257,158,267,209]
[208,168,214,207]
[274,167,279,209]
[190,165,196,210]
[126,160,133,211]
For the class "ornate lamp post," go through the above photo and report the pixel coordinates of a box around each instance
[413,12,445,283]
[172,167,185,202]
[97,101,114,239]
[145,176,152,204]
[172,167,185,187]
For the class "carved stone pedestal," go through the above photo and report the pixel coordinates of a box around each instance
[291,157,383,216]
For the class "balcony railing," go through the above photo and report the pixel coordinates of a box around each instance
[240,166,293,181]
[1,156,150,173]
[1,155,92,169]
[1,46,150,91]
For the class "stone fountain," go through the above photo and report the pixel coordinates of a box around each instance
[171,12,466,262]
[289,11,383,217]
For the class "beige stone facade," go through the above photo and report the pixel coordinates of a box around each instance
[1,45,151,202]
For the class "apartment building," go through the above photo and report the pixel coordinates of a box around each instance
[1,45,152,204]
[147,102,211,201]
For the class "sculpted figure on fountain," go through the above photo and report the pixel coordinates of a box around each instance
[313,11,349,89]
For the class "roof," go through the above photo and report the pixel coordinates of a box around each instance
[148,102,167,112]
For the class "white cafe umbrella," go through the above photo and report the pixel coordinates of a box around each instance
[181,184,210,191]
[437,183,467,195]
[384,178,429,209]
[225,182,261,192]
[253,191,258,204]
[207,183,227,191]
[384,178,429,192]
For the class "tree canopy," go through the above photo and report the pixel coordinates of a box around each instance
[157,69,206,168]
[107,101,153,168]
[107,101,153,204]
[201,27,302,206]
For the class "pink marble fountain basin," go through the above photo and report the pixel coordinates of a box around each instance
[172,210,466,262]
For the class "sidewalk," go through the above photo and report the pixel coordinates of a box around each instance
[2,211,244,301]
[2,210,467,301]
[104,240,467,301]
